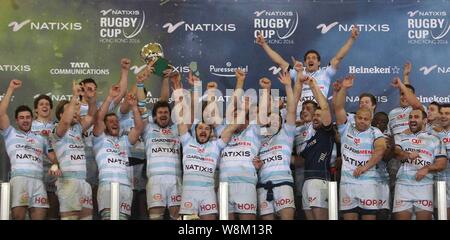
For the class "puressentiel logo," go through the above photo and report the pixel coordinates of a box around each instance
[407,10,449,45]
[0,64,31,72]
[253,10,299,45]
[163,21,236,33]
[209,62,248,77]
[99,9,145,43]
[8,19,82,32]
[316,22,390,34]
[419,65,450,75]
[49,62,109,75]
[348,65,400,74]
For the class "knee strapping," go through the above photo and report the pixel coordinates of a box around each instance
[148,213,164,220]
[61,215,79,220]
[80,215,93,220]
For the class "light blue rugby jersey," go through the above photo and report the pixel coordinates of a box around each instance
[258,123,295,184]
[395,131,447,186]
[180,132,226,190]
[93,133,132,186]
[338,121,385,184]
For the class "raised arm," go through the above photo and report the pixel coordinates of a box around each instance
[330,25,359,69]
[80,81,97,132]
[126,93,144,145]
[160,69,172,102]
[402,62,411,85]
[256,33,290,71]
[56,81,82,137]
[112,58,131,105]
[291,57,304,105]
[187,70,202,124]
[278,71,296,125]
[391,77,424,110]
[353,137,386,177]
[172,77,189,136]
[93,84,121,137]
[226,69,246,124]
[308,77,332,126]
[0,79,22,130]
[334,75,354,125]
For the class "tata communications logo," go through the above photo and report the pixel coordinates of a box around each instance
[99,9,145,44]
[8,19,82,32]
[348,65,400,74]
[407,10,449,45]
[163,21,236,33]
[316,22,389,34]
[209,62,249,77]
[49,62,109,76]
[419,65,450,75]
[253,10,299,45]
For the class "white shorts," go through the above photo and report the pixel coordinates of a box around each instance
[132,164,146,191]
[295,167,305,197]
[393,184,433,213]
[10,176,49,209]
[258,184,295,215]
[97,182,132,216]
[302,179,328,210]
[179,188,218,216]
[228,183,257,214]
[56,178,93,212]
[146,176,182,208]
[340,183,387,211]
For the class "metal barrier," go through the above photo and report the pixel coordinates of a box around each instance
[1,182,10,220]
[110,182,120,220]
[219,182,229,220]
[436,181,447,220]
[328,181,338,220]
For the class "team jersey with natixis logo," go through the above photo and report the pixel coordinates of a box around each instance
[436,130,450,181]
[93,133,132,186]
[143,122,181,179]
[2,126,49,179]
[295,122,313,155]
[31,119,56,170]
[394,131,446,186]
[388,106,413,135]
[50,123,86,180]
[118,110,145,160]
[81,101,116,162]
[258,123,295,184]
[180,132,226,190]
[289,65,336,117]
[218,124,262,185]
[338,121,385,184]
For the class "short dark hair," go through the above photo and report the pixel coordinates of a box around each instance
[439,103,450,111]
[104,112,117,122]
[374,111,388,119]
[303,50,321,62]
[80,78,97,88]
[359,92,377,110]
[404,84,415,94]
[152,101,171,118]
[55,100,70,121]
[15,105,33,119]
[411,108,427,119]
[429,101,440,108]
[302,100,318,111]
[34,95,53,110]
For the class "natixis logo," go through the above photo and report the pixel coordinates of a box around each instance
[316,22,389,34]
[8,19,82,32]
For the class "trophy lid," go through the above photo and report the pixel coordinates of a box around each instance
[140,42,165,63]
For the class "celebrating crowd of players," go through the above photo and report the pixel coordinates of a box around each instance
[1,26,449,220]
